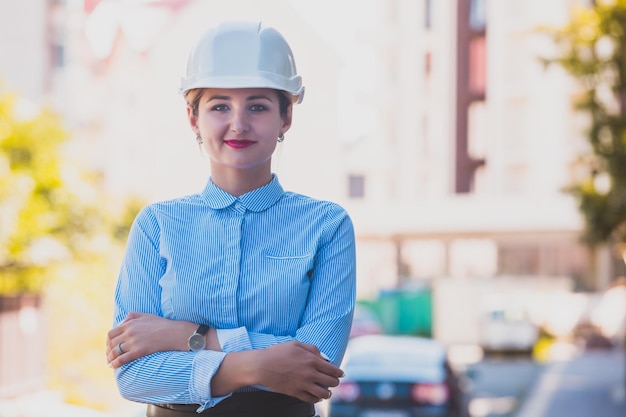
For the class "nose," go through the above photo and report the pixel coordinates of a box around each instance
[230,108,249,135]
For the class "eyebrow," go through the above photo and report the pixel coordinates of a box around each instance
[206,94,275,102]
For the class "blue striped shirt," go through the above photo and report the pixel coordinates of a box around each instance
[112,175,356,410]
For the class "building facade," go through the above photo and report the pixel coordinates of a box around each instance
[336,0,616,296]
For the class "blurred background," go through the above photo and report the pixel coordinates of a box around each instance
[0,0,625,416]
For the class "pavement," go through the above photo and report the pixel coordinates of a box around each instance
[514,345,626,417]
[0,390,145,417]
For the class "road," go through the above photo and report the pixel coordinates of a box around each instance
[514,347,625,417]
[467,355,543,417]
[466,345,626,417]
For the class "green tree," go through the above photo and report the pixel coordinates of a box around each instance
[0,87,143,294]
[544,1,626,251]
[1,90,69,292]
[0,84,146,410]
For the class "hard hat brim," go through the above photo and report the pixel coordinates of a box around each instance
[179,74,304,104]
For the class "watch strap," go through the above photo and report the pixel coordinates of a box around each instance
[195,324,209,336]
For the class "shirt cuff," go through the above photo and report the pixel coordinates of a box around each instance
[189,350,230,411]
[217,327,253,352]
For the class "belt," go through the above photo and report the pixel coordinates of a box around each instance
[146,391,316,417]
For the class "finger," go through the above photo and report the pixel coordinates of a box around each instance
[315,373,341,389]
[315,359,344,379]
[316,359,344,379]
[107,325,123,342]
[106,341,118,363]
[105,338,116,361]
[124,311,144,322]
[106,332,122,356]
[109,352,132,369]
[306,384,333,402]
[293,389,325,404]
[295,342,320,355]
[106,338,126,363]
[109,341,132,366]
[119,311,141,327]
[106,345,115,364]
[112,341,146,369]
[295,343,335,365]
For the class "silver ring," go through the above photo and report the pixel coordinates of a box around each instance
[117,343,124,355]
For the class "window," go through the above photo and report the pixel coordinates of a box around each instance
[52,44,65,68]
[469,0,487,30]
[469,36,486,95]
[348,175,365,198]
[424,51,432,77]
[424,0,432,29]
[467,101,487,158]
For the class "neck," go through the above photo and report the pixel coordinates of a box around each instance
[211,168,273,197]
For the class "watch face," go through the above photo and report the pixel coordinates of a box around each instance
[189,334,206,352]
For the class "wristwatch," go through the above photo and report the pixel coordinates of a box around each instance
[188,324,209,352]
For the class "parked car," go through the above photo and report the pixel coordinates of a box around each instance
[328,335,470,417]
[480,307,538,354]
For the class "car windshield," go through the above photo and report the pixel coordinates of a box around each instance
[347,351,439,368]
[344,351,445,382]
[342,337,447,382]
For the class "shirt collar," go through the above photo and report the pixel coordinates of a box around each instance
[201,174,285,212]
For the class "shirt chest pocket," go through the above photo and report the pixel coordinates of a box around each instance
[257,253,315,314]
[264,252,315,284]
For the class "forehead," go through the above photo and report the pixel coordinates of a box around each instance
[202,88,279,100]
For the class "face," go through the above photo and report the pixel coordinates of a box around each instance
[188,88,292,176]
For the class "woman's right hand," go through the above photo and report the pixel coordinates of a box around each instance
[106,312,199,368]
[257,341,344,403]
[214,340,344,403]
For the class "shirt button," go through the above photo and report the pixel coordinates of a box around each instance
[234,202,242,209]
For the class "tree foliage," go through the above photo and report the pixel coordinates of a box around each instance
[544,0,626,246]
[0,84,146,409]
[0,86,143,294]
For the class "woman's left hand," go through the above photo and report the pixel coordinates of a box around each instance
[106,312,197,368]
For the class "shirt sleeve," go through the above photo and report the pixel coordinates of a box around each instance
[216,204,356,366]
[113,207,230,411]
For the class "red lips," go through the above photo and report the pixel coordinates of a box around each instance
[224,140,255,149]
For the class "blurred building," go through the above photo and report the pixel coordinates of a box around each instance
[341,0,618,296]
[0,1,52,102]
[0,0,619,303]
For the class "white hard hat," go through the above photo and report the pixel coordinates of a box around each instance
[180,21,304,104]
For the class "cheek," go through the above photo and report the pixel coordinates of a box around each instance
[265,126,282,146]
[198,116,225,136]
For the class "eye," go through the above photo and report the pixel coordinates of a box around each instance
[211,104,229,112]
[249,104,267,112]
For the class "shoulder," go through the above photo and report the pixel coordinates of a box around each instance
[282,191,344,208]
[134,193,205,223]
[281,191,352,222]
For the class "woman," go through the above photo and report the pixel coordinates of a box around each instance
[105,21,356,417]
